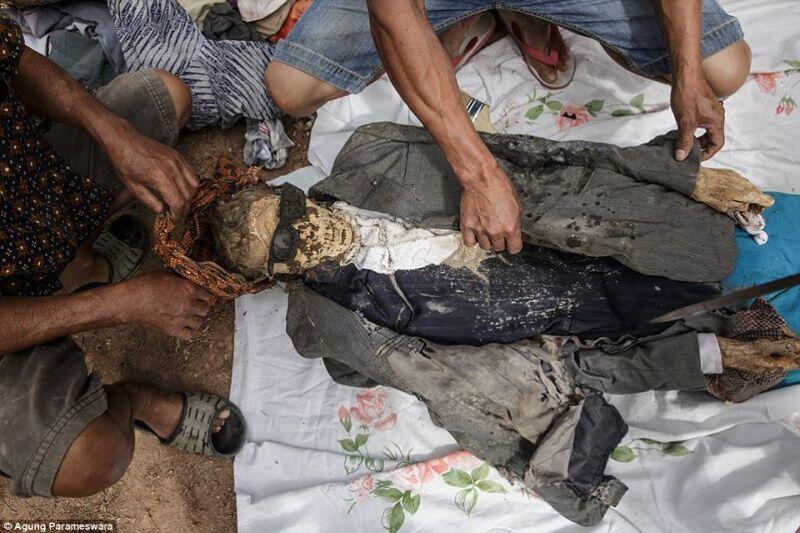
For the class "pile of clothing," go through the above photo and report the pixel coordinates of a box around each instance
[181,0,311,42]
[6,0,124,89]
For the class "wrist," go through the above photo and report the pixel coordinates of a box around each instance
[104,280,140,325]
[88,112,132,154]
[452,150,502,190]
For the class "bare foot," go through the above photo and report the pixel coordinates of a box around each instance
[58,245,110,294]
[120,382,230,439]
[497,11,570,84]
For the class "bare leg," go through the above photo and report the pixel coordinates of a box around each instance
[265,14,488,118]
[52,382,230,497]
[604,39,752,98]
[496,11,571,85]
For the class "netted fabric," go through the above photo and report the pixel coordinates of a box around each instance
[153,155,275,300]
[707,298,794,402]
[726,297,795,340]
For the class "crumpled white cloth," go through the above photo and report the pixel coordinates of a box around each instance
[243,118,294,170]
[236,0,288,22]
[335,202,461,274]
[733,211,769,245]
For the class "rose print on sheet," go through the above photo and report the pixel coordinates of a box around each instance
[759,61,800,117]
[754,72,782,94]
[342,449,509,531]
[336,388,410,476]
[520,89,604,130]
[350,389,398,430]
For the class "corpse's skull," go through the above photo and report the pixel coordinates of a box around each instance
[211,185,355,279]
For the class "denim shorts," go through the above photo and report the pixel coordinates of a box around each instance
[273,0,744,94]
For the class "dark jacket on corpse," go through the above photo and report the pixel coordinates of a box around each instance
[303,123,725,345]
[311,122,736,282]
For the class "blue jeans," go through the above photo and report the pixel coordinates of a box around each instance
[273,0,744,94]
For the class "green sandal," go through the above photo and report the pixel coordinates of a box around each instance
[159,392,247,458]
[92,214,149,283]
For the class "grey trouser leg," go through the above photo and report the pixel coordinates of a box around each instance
[567,323,710,394]
[286,285,657,526]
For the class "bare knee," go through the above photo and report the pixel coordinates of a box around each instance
[153,69,192,128]
[52,412,134,497]
[703,39,752,99]
[265,62,347,117]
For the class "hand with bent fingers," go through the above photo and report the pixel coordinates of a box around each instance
[104,120,199,216]
[121,272,212,340]
[719,337,800,374]
[460,164,523,254]
[671,73,725,162]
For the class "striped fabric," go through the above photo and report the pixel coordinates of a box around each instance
[108,0,279,129]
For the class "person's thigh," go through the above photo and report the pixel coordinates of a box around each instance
[44,69,179,197]
[272,0,493,94]
[497,0,744,78]
[0,337,108,497]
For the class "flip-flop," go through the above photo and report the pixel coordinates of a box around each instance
[497,11,576,89]
[450,11,497,72]
[140,392,247,458]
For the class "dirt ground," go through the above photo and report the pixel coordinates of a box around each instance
[0,120,311,533]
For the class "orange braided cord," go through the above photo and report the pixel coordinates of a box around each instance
[153,154,273,299]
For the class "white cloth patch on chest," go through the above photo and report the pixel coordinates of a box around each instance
[334,202,462,274]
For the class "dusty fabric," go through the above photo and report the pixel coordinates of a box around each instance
[312,122,737,282]
[337,202,466,274]
[0,337,108,497]
[304,245,719,345]
[285,285,718,525]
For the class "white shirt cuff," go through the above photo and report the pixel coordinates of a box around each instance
[698,332,723,374]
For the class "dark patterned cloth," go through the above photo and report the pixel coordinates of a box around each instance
[0,17,111,296]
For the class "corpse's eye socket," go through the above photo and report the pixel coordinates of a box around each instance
[268,184,307,273]
[269,224,299,263]
[279,183,306,220]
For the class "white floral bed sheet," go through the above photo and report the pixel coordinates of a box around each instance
[232,1,800,531]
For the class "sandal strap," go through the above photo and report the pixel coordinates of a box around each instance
[502,18,560,67]
[165,392,244,457]
[91,216,147,283]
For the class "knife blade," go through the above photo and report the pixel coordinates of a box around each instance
[650,272,800,323]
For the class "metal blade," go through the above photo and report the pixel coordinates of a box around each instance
[650,272,800,324]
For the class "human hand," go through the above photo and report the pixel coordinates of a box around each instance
[459,163,523,254]
[118,272,212,339]
[671,74,725,162]
[104,120,198,215]
[718,337,800,374]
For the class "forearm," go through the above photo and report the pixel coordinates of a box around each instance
[0,283,132,354]
[655,0,704,80]
[12,47,126,152]
[366,0,499,188]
